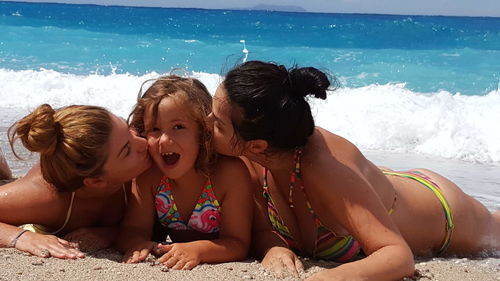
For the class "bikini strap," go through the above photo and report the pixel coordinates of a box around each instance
[200,178,221,211]
[122,184,128,205]
[288,148,302,208]
[50,192,75,235]
[262,168,290,234]
[290,148,323,227]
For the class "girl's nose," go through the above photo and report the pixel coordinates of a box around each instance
[159,132,173,144]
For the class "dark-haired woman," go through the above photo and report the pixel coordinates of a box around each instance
[0,104,151,259]
[209,60,500,280]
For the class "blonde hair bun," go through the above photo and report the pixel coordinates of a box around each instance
[15,104,61,155]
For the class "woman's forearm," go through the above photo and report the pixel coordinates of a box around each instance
[0,222,28,248]
[311,245,414,281]
[250,230,289,258]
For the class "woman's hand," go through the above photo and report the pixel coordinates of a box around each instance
[262,246,304,276]
[15,230,84,259]
[63,226,116,252]
[155,243,201,270]
[122,240,157,263]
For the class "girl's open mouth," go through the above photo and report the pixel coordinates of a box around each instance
[162,152,180,165]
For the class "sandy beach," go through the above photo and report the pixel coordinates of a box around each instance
[1,158,500,280]
[1,1,500,279]
[0,241,499,281]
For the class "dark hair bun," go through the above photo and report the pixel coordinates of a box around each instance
[289,67,330,100]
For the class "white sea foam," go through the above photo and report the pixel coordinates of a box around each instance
[313,84,500,162]
[1,68,499,163]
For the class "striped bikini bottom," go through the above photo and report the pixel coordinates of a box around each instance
[382,170,454,254]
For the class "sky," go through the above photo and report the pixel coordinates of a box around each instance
[2,0,500,17]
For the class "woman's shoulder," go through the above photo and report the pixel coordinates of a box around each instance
[314,127,356,147]
[305,128,372,183]
[310,127,363,162]
[0,167,67,224]
[1,165,59,200]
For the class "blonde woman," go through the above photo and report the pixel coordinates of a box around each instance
[0,104,151,259]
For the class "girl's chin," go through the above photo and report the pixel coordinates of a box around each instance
[158,165,181,179]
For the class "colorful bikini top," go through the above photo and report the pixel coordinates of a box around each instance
[263,148,361,263]
[155,176,222,233]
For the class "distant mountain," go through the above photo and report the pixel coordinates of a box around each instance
[250,4,307,13]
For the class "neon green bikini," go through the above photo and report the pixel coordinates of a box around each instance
[382,170,454,254]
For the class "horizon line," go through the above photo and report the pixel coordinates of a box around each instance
[2,0,500,19]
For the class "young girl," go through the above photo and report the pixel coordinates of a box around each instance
[210,60,500,281]
[117,76,253,270]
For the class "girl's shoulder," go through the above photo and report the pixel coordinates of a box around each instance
[136,165,163,193]
[213,155,248,173]
[211,156,252,192]
[137,164,162,182]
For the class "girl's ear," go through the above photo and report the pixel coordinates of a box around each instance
[246,139,268,155]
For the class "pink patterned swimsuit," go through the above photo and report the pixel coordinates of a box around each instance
[155,176,222,233]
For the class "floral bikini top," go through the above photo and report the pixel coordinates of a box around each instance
[155,176,222,233]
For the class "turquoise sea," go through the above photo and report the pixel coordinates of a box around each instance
[2,2,500,94]
[0,1,499,170]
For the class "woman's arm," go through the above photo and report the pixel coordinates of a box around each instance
[239,157,304,275]
[251,185,304,275]
[156,157,253,269]
[238,157,290,257]
[303,140,414,281]
[116,168,158,263]
[0,169,84,258]
[63,226,118,252]
[250,184,290,258]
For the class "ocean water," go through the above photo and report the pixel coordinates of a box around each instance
[0,1,500,169]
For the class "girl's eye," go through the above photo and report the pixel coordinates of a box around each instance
[173,124,185,130]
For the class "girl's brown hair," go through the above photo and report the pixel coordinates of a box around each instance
[129,75,215,175]
[8,104,113,192]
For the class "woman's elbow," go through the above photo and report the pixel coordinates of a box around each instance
[399,247,416,278]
